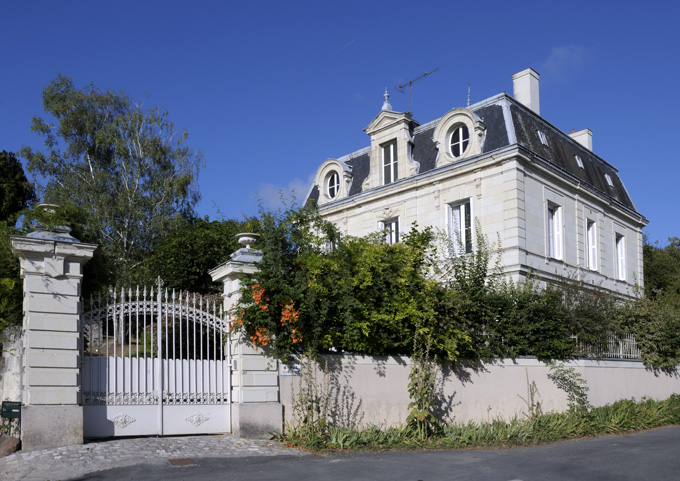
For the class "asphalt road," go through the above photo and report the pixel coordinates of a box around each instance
[72,425,680,480]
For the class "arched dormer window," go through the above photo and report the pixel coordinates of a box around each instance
[433,108,486,167]
[450,125,470,158]
[313,158,353,206]
[327,171,340,198]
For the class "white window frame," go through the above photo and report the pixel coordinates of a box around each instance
[449,125,470,158]
[547,203,563,260]
[616,234,626,281]
[380,218,399,245]
[586,220,598,270]
[447,200,472,254]
[538,130,548,146]
[575,155,584,169]
[605,173,614,187]
[382,141,398,185]
[327,171,340,199]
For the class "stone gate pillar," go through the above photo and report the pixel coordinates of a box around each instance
[11,226,96,451]
[209,233,282,438]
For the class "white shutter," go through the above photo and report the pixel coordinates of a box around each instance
[450,204,462,254]
[549,205,563,260]
[555,207,563,260]
[587,221,597,270]
[617,235,626,280]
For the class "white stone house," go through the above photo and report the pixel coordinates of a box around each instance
[306,68,647,296]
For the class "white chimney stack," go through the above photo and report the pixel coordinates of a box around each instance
[569,128,593,151]
[512,68,540,115]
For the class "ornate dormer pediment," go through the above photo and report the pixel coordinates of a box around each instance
[364,110,414,137]
[363,90,421,191]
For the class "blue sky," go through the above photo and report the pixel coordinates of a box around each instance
[1,0,678,244]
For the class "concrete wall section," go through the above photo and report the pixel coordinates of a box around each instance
[279,355,680,428]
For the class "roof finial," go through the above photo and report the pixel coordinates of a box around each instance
[467,84,471,107]
[382,87,392,111]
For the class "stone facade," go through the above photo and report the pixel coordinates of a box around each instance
[10,228,95,451]
[0,326,22,404]
[307,68,647,296]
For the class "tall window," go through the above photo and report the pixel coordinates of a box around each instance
[448,200,472,254]
[548,203,563,260]
[450,125,469,158]
[586,220,598,270]
[327,171,339,198]
[616,234,626,281]
[381,218,399,245]
[382,141,398,185]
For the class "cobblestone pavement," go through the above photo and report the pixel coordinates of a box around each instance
[0,435,307,480]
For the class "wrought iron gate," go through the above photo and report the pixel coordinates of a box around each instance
[81,283,231,437]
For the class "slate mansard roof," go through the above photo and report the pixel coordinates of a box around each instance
[307,93,642,217]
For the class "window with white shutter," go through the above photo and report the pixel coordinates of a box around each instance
[548,204,563,260]
[586,220,598,270]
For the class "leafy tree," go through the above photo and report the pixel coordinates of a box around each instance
[0,221,23,330]
[615,293,680,370]
[0,151,36,226]
[21,75,201,287]
[634,236,680,368]
[0,151,36,329]
[644,237,680,300]
[145,217,248,293]
[435,221,502,361]
[20,202,111,298]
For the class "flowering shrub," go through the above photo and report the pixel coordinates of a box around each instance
[231,203,677,370]
[231,204,463,362]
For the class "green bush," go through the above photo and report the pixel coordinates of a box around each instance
[486,282,573,361]
[0,221,23,330]
[233,203,680,371]
[277,394,680,451]
[615,294,680,369]
[233,204,464,362]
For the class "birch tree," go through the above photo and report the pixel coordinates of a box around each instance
[22,75,202,286]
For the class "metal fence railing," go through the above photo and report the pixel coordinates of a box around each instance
[572,333,641,360]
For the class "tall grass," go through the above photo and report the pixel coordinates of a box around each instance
[275,394,680,451]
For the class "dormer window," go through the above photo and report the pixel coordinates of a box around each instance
[433,107,486,167]
[538,130,548,146]
[313,158,352,205]
[382,141,398,185]
[575,155,584,169]
[450,125,470,158]
[327,171,340,198]
[605,173,614,187]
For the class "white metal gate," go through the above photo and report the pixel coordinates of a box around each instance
[81,284,231,438]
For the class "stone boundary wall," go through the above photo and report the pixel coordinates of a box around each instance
[279,355,680,427]
[0,326,22,403]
